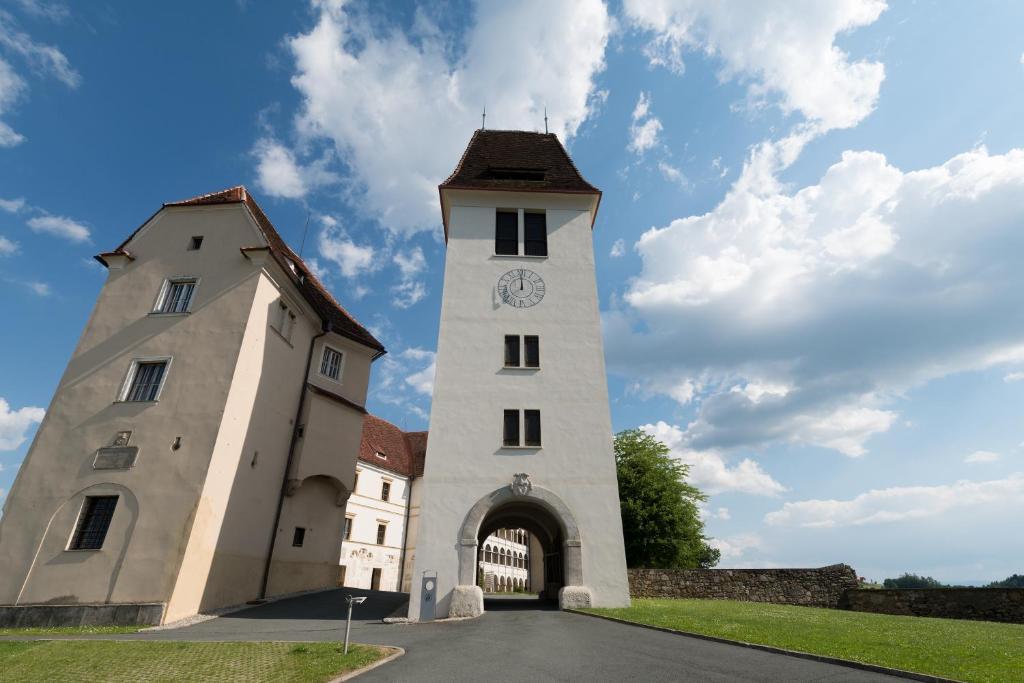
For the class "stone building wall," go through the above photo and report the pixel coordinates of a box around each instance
[843,588,1024,623]
[628,564,858,608]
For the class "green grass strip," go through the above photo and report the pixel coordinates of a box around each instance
[584,599,1024,683]
[0,640,388,683]
[0,625,140,636]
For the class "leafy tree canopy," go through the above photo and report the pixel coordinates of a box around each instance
[986,574,1024,588]
[882,573,947,589]
[614,429,720,569]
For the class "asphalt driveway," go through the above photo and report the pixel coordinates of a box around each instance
[135,589,904,682]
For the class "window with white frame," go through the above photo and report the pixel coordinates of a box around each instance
[154,277,197,314]
[272,299,297,342]
[121,359,170,402]
[69,495,117,550]
[320,345,343,381]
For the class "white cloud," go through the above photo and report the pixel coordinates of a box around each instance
[765,474,1024,528]
[0,56,26,147]
[709,533,762,561]
[27,213,89,242]
[607,145,1024,457]
[623,0,886,131]
[964,450,1000,465]
[0,397,44,450]
[711,156,728,178]
[628,91,662,154]
[317,219,374,278]
[391,278,426,309]
[658,161,688,188]
[0,235,15,254]
[402,348,436,396]
[1004,372,1024,382]
[279,0,611,233]
[642,421,786,496]
[13,0,69,22]
[253,137,337,199]
[26,281,49,296]
[393,247,426,278]
[0,197,25,212]
[610,238,626,258]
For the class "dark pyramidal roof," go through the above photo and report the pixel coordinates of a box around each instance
[440,129,600,195]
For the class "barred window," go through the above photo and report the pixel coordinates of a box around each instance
[320,346,343,380]
[376,523,387,545]
[69,496,117,550]
[156,278,196,314]
[344,517,353,540]
[124,361,168,402]
[381,481,391,502]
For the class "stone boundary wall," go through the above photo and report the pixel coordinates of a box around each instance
[628,564,858,608]
[0,603,165,628]
[843,588,1024,624]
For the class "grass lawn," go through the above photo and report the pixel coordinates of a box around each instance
[0,640,390,682]
[583,599,1024,683]
[0,625,140,637]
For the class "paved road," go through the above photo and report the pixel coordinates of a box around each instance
[135,589,904,682]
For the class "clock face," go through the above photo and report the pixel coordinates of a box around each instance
[498,268,546,308]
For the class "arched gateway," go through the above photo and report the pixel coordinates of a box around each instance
[407,130,630,619]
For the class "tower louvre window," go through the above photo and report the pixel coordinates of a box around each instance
[69,496,117,550]
[524,336,539,368]
[504,335,520,367]
[524,410,541,447]
[524,212,547,256]
[495,210,518,255]
[503,409,520,447]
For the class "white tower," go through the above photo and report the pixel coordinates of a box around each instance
[409,130,630,618]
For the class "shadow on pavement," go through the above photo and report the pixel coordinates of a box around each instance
[483,594,558,611]
[230,588,409,622]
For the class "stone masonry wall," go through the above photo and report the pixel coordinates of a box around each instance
[843,588,1024,624]
[628,564,859,608]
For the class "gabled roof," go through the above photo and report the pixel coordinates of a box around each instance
[358,414,428,478]
[440,129,600,194]
[99,186,385,356]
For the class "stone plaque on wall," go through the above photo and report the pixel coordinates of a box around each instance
[93,446,138,470]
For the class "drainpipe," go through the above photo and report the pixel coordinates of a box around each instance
[397,474,415,592]
[258,320,330,600]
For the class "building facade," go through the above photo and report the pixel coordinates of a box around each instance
[408,130,631,619]
[0,187,385,625]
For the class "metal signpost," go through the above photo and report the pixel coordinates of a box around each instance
[344,595,366,655]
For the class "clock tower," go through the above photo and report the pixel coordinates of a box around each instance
[408,130,630,618]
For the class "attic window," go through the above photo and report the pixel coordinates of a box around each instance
[375,450,386,460]
[189,236,203,250]
[481,167,546,181]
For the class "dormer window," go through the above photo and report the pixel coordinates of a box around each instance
[375,450,386,460]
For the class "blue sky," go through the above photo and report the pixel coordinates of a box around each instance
[2,0,1023,583]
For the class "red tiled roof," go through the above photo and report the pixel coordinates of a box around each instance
[102,186,384,355]
[359,414,428,478]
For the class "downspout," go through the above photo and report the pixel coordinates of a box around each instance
[258,319,330,600]
[397,474,415,592]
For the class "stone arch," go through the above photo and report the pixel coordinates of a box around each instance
[285,473,351,507]
[456,484,582,589]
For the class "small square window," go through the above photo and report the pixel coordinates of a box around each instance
[524,212,547,257]
[503,409,520,447]
[155,278,197,314]
[524,336,539,368]
[504,335,521,367]
[123,360,168,402]
[69,496,117,550]
[376,523,387,545]
[344,517,353,541]
[495,210,518,255]
[292,527,306,547]
[320,346,344,381]
[189,236,204,250]
[381,481,391,502]
[524,410,541,447]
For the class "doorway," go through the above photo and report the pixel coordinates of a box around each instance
[370,567,382,591]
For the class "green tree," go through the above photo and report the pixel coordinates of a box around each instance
[614,429,720,569]
[986,574,1024,588]
[882,573,947,589]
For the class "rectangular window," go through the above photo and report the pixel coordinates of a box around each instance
[292,527,306,547]
[381,481,391,502]
[124,360,168,402]
[524,336,539,368]
[344,517,353,541]
[376,523,387,545]
[189,236,203,250]
[320,346,343,381]
[524,212,547,256]
[503,409,520,447]
[525,410,541,447]
[155,278,196,314]
[495,210,518,255]
[504,335,521,367]
[273,300,297,342]
[69,496,117,550]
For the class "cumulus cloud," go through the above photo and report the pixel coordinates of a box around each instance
[253,137,337,199]
[964,450,1000,465]
[372,346,436,423]
[642,421,786,496]
[628,91,662,154]
[607,145,1024,457]
[393,247,426,278]
[0,235,15,254]
[0,397,44,450]
[658,161,688,188]
[765,474,1024,528]
[1004,372,1024,382]
[623,0,886,131]
[275,0,611,234]
[709,533,763,562]
[0,197,25,213]
[26,281,49,296]
[610,238,626,258]
[316,217,374,278]
[391,278,426,309]
[27,213,89,242]
[402,348,436,396]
